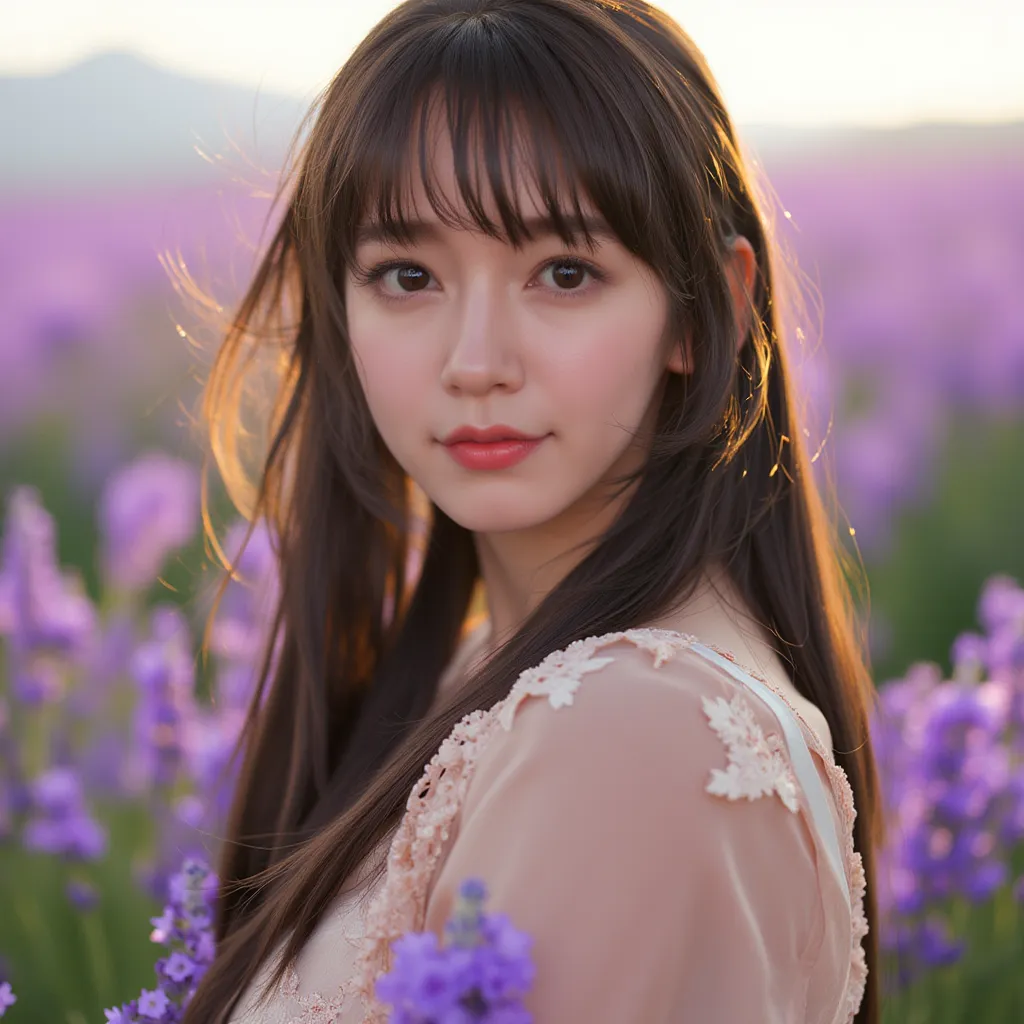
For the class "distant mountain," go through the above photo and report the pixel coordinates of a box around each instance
[1,51,1022,196]
[0,51,309,193]
[742,118,1024,167]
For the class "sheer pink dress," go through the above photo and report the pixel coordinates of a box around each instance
[228,625,868,1024]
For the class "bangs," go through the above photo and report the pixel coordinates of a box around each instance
[327,7,680,266]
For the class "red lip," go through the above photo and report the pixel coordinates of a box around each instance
[441,425,546,445]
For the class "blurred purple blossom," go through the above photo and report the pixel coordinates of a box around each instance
[183,708,246,829]
[375,877,535,1023]
[0,185,271,460]
[99,452,201,593]
[127,605,196,792]
[771,152,1024,553]
[207,517,280,669]
[873,573,1024,989]
[0,981,15,1017]
[65,878,100,911]
[0,487,97,696]
[977,575,1024,637]
[21,766,107,861]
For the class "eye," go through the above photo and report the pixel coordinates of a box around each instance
[535,257,604,297]
[358,262,433,298]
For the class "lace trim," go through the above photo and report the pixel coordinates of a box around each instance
[235,962,356,1024]
[285,627,865,1024]
[702,693,802,813]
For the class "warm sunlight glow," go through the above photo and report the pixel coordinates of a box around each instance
[2,0,1022,127]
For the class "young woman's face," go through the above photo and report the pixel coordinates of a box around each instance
[344,125,683,537]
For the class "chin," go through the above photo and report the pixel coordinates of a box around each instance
[431,495,566,535]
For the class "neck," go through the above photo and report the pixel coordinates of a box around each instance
[472,558,782,682]
[471,476,645,652]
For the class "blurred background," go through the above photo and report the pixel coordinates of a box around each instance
[0,2,1022,1021]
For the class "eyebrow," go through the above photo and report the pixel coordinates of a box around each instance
[355,213,616,248]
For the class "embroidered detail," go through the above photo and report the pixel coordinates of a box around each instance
[284,986,348,1024]
[496,652,616,729]
[336,626,867,1024]
[236,959,355,1024]
[702,693,801,813]
[703,663,868,1023]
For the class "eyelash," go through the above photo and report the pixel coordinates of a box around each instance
[352,256,608,305]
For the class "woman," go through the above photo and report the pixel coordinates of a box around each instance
[184,1,882,1020]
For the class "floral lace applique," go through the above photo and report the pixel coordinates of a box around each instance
[702,692,801,813]
[281,963,355,1024]
[496,650,616,727]
[231,957,355,1024]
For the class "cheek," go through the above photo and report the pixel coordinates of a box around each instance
[349,328,432,438]
[548,307,665,434]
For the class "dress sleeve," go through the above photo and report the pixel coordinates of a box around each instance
[422,646,837,1024]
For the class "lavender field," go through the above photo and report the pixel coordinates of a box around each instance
[1,116,1023,1020]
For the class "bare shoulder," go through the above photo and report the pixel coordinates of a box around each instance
[458,629,828,841]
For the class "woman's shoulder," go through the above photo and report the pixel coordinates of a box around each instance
[353,626,868,1022]
[470,627,867,1018]
[475,625,868,1017]
[482,626,861,889]
[451,629,805,855]
[485,627,828,765]
[471,627,832,809]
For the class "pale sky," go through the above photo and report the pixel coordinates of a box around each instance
[3,0,1021,127]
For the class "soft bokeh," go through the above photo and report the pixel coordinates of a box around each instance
[1,45,1023,1023]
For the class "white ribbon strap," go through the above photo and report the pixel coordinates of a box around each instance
[687,642,850,904]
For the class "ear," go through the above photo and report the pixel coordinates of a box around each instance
[725,235,757,353]
[665,235,758,375]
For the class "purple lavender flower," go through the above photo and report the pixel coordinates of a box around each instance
[107,857,219,1023]
[977,576,1024,637]
[21,766,107,861]
[950,632,987,683]
[874,574,1024,989]
[988,626,1024,680]
[162,951,195,984]
[375,878,535,1023]
[136,798,211,906]
[65,878,100,911]
[138,986,171,1020]
[915,917,966,969]
[98,452,200,593]
[0,487,97,703]
[0,981,15,1017]
[72,610,138,719]
[127,606,196,792]
[207,517,280,668]
[182,708,246,830]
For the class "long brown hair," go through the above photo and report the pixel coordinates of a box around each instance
[185,1,883,1019]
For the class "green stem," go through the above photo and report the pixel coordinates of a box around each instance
[12,887,81,1014]
[78,909,115,1009]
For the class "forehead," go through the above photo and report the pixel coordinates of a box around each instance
[357,95,605,250]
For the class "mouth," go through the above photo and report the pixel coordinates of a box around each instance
[441,434,549,471]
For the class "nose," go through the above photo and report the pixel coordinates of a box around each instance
[439,274,524,397]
